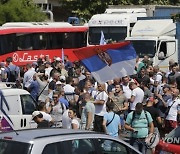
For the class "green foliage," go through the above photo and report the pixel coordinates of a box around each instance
[61,0,180,21]
[0,0,47,25]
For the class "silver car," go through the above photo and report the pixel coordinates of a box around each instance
[0,128,141,154]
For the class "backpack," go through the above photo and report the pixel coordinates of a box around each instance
[7,66,17,82]
[131,111,160,149]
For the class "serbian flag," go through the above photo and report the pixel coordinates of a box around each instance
[74,41,136,83]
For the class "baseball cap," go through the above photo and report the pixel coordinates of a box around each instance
[56,57,62,61]
[60,75,66,81]
[56,81,62,85]
[32,111,41,119]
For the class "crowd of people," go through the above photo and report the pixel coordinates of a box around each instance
[0,55,180,153]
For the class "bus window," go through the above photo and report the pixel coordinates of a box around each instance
[63,33,73,48]
[49,33,63,49]
[62,32,87,48]
[74,32,87,48]
[17,33,33,50]
[0,34,15,55]
[33,33,48,50]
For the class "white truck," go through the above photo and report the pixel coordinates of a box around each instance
[126,17,180,72]
[88,8,147,45]
[88,5,180,46]
[0,87,37,131]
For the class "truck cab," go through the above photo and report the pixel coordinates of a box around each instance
[0,87,37,131]
[126,18,179,72]
[88,8,147,45]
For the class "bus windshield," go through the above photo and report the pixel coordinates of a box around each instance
[89,27,127,45]
[130,40,156,58]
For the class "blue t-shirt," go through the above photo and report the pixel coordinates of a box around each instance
[104,112,120,137]
[126,110,153,138]
[29,80,40,100]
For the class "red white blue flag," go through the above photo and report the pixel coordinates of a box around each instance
[74,41,136,83]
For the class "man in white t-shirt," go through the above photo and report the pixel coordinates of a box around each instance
[63,77,75,103]
[93,83,108,132]
[165,88,180,133]
[154,66,163,88]
[38,101,54,125]
[121,76,132,99]
[129,82,144,111]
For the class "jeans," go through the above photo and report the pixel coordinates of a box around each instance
[130,138,147,154]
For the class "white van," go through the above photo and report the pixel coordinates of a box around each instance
[0,87,37,131]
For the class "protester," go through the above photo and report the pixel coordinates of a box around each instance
[37,101,54,125]
[81,93,95,130]
[109,84,128,130]
[23,63,36,90]
[49,91,66,128]
[32,111,51,128]
[5,57,20,83]
[128,82,144,112]
[93,83,108,132]
[125,103,154,154]
[68,107,80,129]
[165,88,180,134]
[102,99,121,137]
[28,73,40,101]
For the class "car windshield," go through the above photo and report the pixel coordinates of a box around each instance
[0,139,32,154]
[130,40,156,58]
[164,126,180,145]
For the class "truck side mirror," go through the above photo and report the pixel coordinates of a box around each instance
[158,52,166,60]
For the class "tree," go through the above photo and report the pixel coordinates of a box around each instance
[0,0,47,25]
[61,0,180,21]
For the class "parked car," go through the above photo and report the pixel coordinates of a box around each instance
[0,128,141,154]
[155,126,180,154]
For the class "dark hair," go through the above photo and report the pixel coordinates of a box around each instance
[37,113,43,118]
[69,106,77,115]
[66,76,73,84]
[6,57,12,63]
[38,101,46,111]
[171,62,178,68]
[135,103,143,110]
[106,98,115,110]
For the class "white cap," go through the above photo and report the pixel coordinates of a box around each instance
[32,111,41,119]
[56,81,62,85]
[60,75,66,81]
[56,57,62,61]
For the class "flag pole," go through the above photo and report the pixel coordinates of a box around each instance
[62,48,64,65]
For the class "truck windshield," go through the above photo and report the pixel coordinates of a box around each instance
[0,140,32,154]
[130,40,156,58]
[89,27,127,45]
